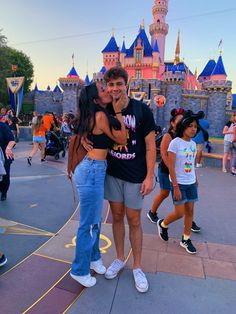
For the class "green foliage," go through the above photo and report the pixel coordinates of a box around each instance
[0,30,34,105]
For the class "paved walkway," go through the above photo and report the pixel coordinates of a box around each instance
[0,142,236,314]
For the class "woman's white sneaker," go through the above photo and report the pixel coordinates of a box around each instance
[90,259,106,274]
[70,273,96,287]
[133,269,149,293]
[105,259,125,279]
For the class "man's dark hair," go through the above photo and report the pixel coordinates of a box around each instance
[104,66,129,85]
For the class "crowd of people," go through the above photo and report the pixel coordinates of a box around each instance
[0,66,236,294]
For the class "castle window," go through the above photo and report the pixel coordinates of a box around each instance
[135,69,142,79]
[135,49,142,63]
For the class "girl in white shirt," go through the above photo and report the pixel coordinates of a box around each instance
[158,111,204,254]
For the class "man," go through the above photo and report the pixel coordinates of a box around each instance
[192,118,209,167]
[103,67,156,293]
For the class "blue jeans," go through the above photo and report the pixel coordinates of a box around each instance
[71,155,107,276]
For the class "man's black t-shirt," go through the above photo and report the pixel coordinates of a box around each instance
[106,98,156,183]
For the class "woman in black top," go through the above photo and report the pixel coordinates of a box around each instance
[147,108,184,223]
[0,122,15,201]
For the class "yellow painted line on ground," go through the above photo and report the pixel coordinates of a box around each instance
[0,202,80,279]
[33,252,72,265]
[22,269,71,314]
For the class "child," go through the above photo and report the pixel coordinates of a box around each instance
[157,110,204,254]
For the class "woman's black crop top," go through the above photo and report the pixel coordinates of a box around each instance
[89,133,114,149]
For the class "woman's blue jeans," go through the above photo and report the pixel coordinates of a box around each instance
[71,155,107,276]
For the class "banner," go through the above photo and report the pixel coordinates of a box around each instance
[6,77,24,116]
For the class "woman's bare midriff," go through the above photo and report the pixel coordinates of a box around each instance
[87,149,108,160]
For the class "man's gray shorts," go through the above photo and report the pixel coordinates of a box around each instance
[104,174,144,210]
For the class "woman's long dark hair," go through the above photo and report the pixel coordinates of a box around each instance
[72,83,99,136]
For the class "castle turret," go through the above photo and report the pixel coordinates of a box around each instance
[120,38,126,67]
[102,34,120,70]
[174,31,180,65]
[59,65,84,113]
[149,0,169,64]
[152,38,160,78]
[210,55,227,81]
[198,59,216,83]
[203,79,232,137]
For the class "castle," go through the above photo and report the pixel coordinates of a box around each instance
[33,0,235,138]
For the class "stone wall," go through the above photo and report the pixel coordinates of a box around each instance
[35,91,63,115]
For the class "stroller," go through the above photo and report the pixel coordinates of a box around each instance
[155,127,166,162]
[45,131,66,160]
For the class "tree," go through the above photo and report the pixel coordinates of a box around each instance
[0,30,34,105]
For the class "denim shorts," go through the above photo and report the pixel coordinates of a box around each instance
[171,182,198,205]
[104,174,143,210]
[158,167,171,191]
[33,136,46,143]
[224,140,233,153]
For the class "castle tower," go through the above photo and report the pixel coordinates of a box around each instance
[59,65,84,113]
[203,80,232,137]
[149,0,169,64]
[210,54,227,81]
[152,38,160,78]
[120,37,126,68]
[101,34,120,70]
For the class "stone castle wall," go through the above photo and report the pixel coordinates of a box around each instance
[34,91,63,115]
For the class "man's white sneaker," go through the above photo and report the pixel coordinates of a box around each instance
[90,259,106,274]
[105,259,125,279]
[70,272,96,287]
[133,269,149,293]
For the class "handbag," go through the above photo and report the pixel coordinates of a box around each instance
[0,147,7,178]
[67,134,87,179]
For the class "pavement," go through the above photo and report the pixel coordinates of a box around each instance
[0,142,236,314]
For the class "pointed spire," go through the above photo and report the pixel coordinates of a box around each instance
[174,31,180,65]
[102,35,119,53]
[141,19,145,30]
[211,55,227,76]
[34,83,38,92]
[121,36,126,53]
[85,74,90,85]
[194,68,198,77]
[153,38,159,53]
[72,53,75,67]
[47,85,51,91]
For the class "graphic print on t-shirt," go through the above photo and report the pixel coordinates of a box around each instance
[183,146,196,173]
[109,115,137,161]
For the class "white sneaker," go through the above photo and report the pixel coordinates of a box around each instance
[133,268,149,293]
[196,163,202,168]
[105,259,125,279]
[70,272,96,287]
[90,259,106,274]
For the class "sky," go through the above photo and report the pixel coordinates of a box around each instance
[0,0,236,92]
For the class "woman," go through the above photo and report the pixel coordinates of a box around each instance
[147,108,184,223]
[27,115,47,165]
[70,82,126,288]
[147,108,200,233]
[0,121,15,201]
[158,110,204,254]
[222,113,236,173]
[8,110,20,143]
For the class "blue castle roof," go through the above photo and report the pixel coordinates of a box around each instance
[121,40,126,53]
[47,85,51,91]
[153,39,160,53]
[211,55,227,76]
[126,28,153,58]
[67,66,79,77]
[53,85,62,93]
[100,66,107,74]
[199,59,216,77]
[102,36,119,53]
[34,84,39,92]
[85,74,90,85]
[165,62,193,75]
[232,94,236,109]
